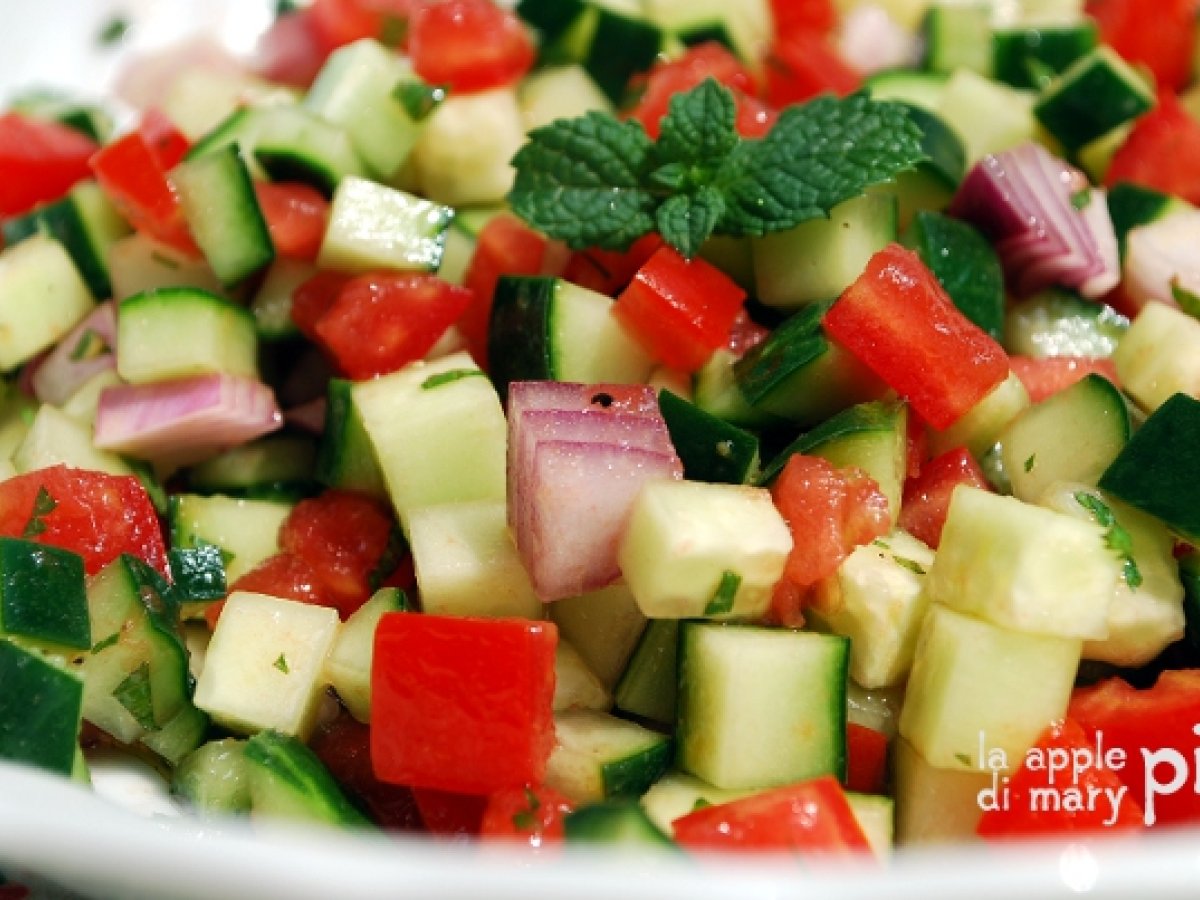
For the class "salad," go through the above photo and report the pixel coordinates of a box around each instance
[3,0,1200,882]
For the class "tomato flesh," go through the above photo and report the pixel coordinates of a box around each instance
[409,0,535,94]
[628,43,761,140]
[823,244,1010,430]
[845,723,888,795]
[0,466,168,579]
[254,181,330,261]
[1106,92,1200,207]
[765,30,862,108]
[1086,0,1197,92]
[371,614,558,795]
[0,113,98,217]
[479,785,573,848]
[899,446,990,549]
[205,551,337,629]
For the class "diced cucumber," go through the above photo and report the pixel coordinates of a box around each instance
[692,349,782,429]
[549,583,647,689]
[1033,46,1154,153]
[489,277,655,398]
[304,39,429,180]
[0,638,82,776]
[169,494,293,582]
[922,3,993,76]
[926,370,1030,459]
[903,210,1004,341]
[409,88,528,206]
[316,378,388,499]
[992,20,1098,90]
[564,801,675,847]
[613,618,678,728]
[172,737,251,816]
[676,622,848,790]
[892,736,989,845]
[0,235,94,372]
[10,91,112,142]
[1106,183,1193,261]
[249,259,314,342]
[0,538,89,651]
[1004,288,1128,358]
[937,69,1039,163]
[930,485,1119,639]
[317,175,452,274]
[140,703,209,767]
[244,729,371,826]
[116,288,258,384]
[324,588,409,723]
[871,105,967,228]
[108,232,225,302]
[60,370,122,427]
[1111,301,1200,412]
[1000,373,1130,502]
[865,69,949,112]
[519,65,613,132]
[617,480,792,620]
[1041,483,1185,667]
[898,604,1081,772]
[171,146,275,287]
[186,435,317,500]
[162,68,298,141]
[408,500,541,619]
[639,769,746,835]
[194,591,340,739]
[753,193,898,310]
[13,405,132,478]
[544,710,673,804]
[809,531,933,689]
[554,639,612,713]
[846,793,894,858]
[656,389,759,485]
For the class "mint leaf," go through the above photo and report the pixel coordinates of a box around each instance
[114,662,157,731]
[717,93,925,237]
[657,187,725,260]
[655,78,739,170]
[1074,490,1143,590]
[704,570,743,616]
[509,112,657,251]
[22,486,57,538]
[1172,279,1200,320]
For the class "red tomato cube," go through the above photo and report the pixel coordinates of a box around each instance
[898,446,990,549]
[0,113,98,217]
[372,614,557,795]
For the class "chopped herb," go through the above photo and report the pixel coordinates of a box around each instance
[1070,188,1092,211]
[524,786,541,810]
[379,14,408,47]
[873,539,891,551]
[1024,454,1036,473]
[395,80,447,122]
[894,556,927,576]
[509,79,927,259]
[421,368,485,390]
[274,0,300,16]
[97,15,129,47]
[1171,280,1200,320]
[274,653,290,674]
[22,486,57,538]
[703,570,742,616]
[691,798,712,811]
[511,810,537,831]
[91,633,119,654]
[150,250,181,270]
[113,662,157,731]
[1074,491,1143,589]
[69,328,108,362]
[954,752,972,767]
[18,406,35,427]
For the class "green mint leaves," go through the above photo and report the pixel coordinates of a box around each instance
[22,487,57,538]
[1074,490,1143,590]
[509,80,927,259]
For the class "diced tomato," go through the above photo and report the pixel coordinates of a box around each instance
[89,125,198,255]
[1069,670,1200,827]
[672,776,872,854]
[254,182,329,261]
[411,788,488,839]
[726,309,770,357]
[205,551,337,629]
[312,273,474,379]
[1106,92,1200,206]
[461,213,560,366]
[845,723,888,795]
[977,718,1145,839]
[770,0,838,38]
[309,712,424,830]
[138,109,191,170]
[278,489,397,619]
[765,30,863,108]
[628,43,760,140]
[735,94,779,138]
[479,785,574,849]
[823,244,1010,430]
[0,113,98,217]
[309,0,416,52]
[1008,355,1120,404]
[291,271,352,341]
[561,233,664,297]
[409,0,535,94]
[899,446,990,549]
[0,466,168,579]
[254,7,337,88]
[768,454,891,627]
[1086,0,1198,92]
[614,246,748,372]
[905,408,929,480]
[372,614,558,795]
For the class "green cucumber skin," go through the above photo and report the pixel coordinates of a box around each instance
[992,23,1099,90]
[0,639,83,776]
[757,399,904,488]
[244,730,372,826]
[657,390,759,486]
[488,275,555,398]
[0,538,90,650]
[564,800,676,846]
[2,198,109,300]
[903,211,1004,341]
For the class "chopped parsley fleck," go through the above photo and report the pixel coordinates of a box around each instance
[1074,491,1143,589]
[91,633,119,654]
[421,368,485,390]
[395,80,447,122]
[1070,189,1092,211]
[97,15,129,47]
[703,570,742,617]
[1171,280,1200,320]
[274,653,290,674]
[113,662,157,731]
[894,556,927,576]
[1024,454,1036,473]
[69,328,108,361]
[22,487,57,538]
[954,752,972,767]
[150,251,181,270]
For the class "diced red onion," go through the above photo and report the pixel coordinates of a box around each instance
[1124,210,1200,312]
[838,5,921,75]
[94,374,282,464]
[524,441,682,603]
[31,302,117,406]
[949,142,1120,299]
[506,380,682,602]
[284,396,327,435]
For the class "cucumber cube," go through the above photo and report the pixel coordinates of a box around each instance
[892,736,991,845]
[927,370,1030,458]
[169,494,293,582]
[0,235,94,372]
[323,587,408,723]
[1112,300,1200,413]
[930,486,1118,639]
[617,480,792,620]
[0,639,83,776]
[14,405,133,478]
[245,730,370,826]
[351,352,507,532]
[898,604,1081,772]
[553,640,612,713]
[549,582,647,689]
[936,69,1038,164]
[193,591,340,739]
[1034,46,1154,153]
[676,622,848,790]
[544,710,672,804]
[0,538,89,650]
[408,500,541,619]
[318,175,452,274]
[810,530,933,689]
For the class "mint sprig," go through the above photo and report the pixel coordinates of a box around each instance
[509,80,927,259]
